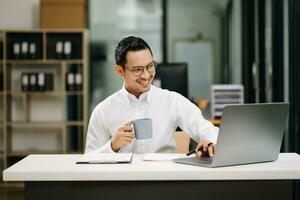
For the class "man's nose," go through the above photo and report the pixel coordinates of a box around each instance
[140,67,151,78]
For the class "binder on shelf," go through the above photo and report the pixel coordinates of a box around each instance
[77,95,83,121]
[45,73,54,91]
[77,126,83,151]
[75,70,83,91]
[21,41,29,59]
[67,95,77,121]
[66,63,83,151]
[29,42,37,59]
[22,72,54,92]
[13,43,20,59]
[7,32,43,60]
[55,41,63,59]
[64,41,72,59]
[68,126,84,151]
[54,40,72,59]
[66,64,83,91]
[21,73,29,91]
[46,32,83,60]
[29,73,37,91]
[67,94,83,151]
[66,72,75,91]
[0,41,3,59]
[38,72,54,91]
[68,126,77,151]
[37,72,46,91]
[0,72,3,91]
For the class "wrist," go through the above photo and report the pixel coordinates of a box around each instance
[111,139,120,152]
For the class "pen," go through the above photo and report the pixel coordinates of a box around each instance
[186,142,213,156]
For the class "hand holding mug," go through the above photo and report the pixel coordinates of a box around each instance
[111,122,135,152]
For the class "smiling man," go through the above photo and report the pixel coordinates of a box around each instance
[85,36,219,157]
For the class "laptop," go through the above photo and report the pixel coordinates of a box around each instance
[173,103,290,167]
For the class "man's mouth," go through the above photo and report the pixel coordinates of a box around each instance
[137,79,150,85]
[137,76,153,86]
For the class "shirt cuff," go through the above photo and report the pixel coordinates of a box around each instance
[91,140,117,154]
[201,126,219,144]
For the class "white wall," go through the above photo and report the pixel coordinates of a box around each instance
[168,0,222,68]
[167,0,224,99]
[0,0,40,29]
[167,0,242,98]
[231,0,242,83]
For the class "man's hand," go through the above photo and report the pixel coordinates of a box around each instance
[111,122,135,152]
[195,140,216,158]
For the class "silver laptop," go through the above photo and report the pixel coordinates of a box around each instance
[173,103,290,167]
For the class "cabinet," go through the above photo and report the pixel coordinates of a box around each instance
[0,29,89,184]
[211,84,244,119]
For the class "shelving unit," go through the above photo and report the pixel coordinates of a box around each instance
[0,29,89,184]
[1,31,5,183]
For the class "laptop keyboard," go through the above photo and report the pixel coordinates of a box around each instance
[191,156,213,165]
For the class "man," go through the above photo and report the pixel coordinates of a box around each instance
[85,36,218,157]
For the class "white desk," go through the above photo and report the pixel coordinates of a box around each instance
[3,153,300,200]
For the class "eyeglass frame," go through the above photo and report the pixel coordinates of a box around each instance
[121,61,158,76]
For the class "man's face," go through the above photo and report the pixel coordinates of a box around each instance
[121,49,155,98]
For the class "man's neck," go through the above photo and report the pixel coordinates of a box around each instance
[124,86,142,99]
[124,85,151,99]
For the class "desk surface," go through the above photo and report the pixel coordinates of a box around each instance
[3,153,300,181]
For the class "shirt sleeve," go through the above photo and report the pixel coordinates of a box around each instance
[173,92,219,144]
[85,104,116,154]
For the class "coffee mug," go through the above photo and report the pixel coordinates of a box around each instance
[131,118,153,139]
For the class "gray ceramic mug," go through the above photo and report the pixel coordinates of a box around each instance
[131,118,153,139]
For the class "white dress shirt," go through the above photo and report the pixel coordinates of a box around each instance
[85,85,218,154]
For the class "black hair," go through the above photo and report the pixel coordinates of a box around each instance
[115,36,153,66]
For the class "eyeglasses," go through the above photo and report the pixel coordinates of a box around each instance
[122,61,157,76]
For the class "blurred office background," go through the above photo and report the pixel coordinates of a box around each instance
[89,0,299,154]
[0,0,300,199]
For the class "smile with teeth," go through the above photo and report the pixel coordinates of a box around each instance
[137,76,152,85]
[138,80,150,85]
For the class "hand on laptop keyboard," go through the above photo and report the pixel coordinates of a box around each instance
[195,140,216,158]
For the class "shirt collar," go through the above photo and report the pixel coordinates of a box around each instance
[120,83,153,104]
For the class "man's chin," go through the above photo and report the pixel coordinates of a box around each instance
[141,86,151,92]
[139,83,151,92]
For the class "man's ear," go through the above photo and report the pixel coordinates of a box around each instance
[115,65,125,77]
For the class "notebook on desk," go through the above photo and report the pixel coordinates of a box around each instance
[173,103,290,168]
[76,153,133,164]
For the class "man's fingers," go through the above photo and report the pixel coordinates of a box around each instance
[122,138,132,144]
[196,151,202,157]
[120,139,132,146]
[196,143,203,151]
[117,134,134,146]
[124,121,133,126]
[202,144,208,152]
[112,123,135,152]
[121,126,133,131]
[195,141,215,157]
[116,131,134,142]
[208,144,214,157]
[201,142,211,151]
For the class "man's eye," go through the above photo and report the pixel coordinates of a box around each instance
[133,68,143,72]
[148,63,155,68]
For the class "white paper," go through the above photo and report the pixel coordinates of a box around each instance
[76,153,133,164]
[142,153,187,161]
